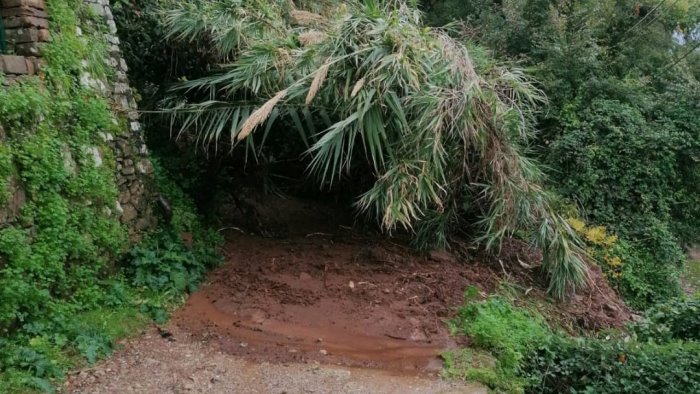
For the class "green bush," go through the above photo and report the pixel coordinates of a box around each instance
[633,296,700,342]
[447,292,700,393]
[524,336,700,394]
[548,96,693,308]
[127,230,220,296]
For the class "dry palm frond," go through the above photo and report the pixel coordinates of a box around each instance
[299,30,327,46]
[350,77,365,98]
[289,10,326,27]
[237,89,287,141]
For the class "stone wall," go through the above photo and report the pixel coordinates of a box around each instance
[0,0,50,81]
[0,0,158,241]
[82,0,157,240]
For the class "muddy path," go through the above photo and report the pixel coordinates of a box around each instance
[66,229,493,393]
[66,198,629,393]
[65,325,486,394]
[169,231,498,375]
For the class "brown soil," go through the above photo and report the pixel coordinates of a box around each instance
[170,198,631,376]
[172,232,494,375]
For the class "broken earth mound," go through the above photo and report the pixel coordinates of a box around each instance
[169,196,630,375]
[172,232,494,374]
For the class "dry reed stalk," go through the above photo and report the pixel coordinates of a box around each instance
[351,77,365,98]
[305,63,329,105]
[299,31,327,47]
[289,10,325,27]
[237,89,288,141]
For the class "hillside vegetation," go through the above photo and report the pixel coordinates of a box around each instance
[1,0,699,392]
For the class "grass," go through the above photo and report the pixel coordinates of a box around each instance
[681,258,700,295]
[444,286,551,393]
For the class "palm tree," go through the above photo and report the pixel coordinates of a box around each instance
[161,0,588,297]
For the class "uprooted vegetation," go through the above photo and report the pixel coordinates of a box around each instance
[159,0,588,297]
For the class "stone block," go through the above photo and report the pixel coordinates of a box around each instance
[121,203,137,222]
[0,177,26,223]
[88,3,104,16]
[27,56,44,71]
[0,0,45,9]
[15,42,41,57]
[24,57,34,74]
[3,15,49,29]
[37,28,49,42]
[5,27,38,44]
[0,54,28,74]
[0,6,49,18]
[119,190,130,204]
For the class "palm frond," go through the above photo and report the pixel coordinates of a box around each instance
[160,0,589,297]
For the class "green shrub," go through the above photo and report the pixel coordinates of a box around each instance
[633,296,700,342]
[127,230,220,296]
[447,291,700,393]
[524,336,700,394]
[549,97,693,308]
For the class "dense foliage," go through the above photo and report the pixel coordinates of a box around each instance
[155,0,590,297]
[0,0,219,391]
[423,0,700,308]
[526,334,700,394]
[446,291,700,393]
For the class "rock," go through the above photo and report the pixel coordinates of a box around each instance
[135,218,150,231]
[121,203,137,222]
[122,166,135,175]
[119,190,130,204]
[0,55,28,74]
[319,349,328,356]
[0,177,26,223]
[115,201,124,214]
[249,309,267,324]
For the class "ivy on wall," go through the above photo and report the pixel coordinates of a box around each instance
[0,1,221,391]
[0,0,134,390]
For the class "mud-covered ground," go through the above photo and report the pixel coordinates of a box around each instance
[66,197,630,393]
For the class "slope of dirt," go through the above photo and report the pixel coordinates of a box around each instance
[168,197,630,375]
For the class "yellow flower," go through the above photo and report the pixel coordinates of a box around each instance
[585,226,609,245]
[567,217,587,233]
[603,234,618,247]
[606,256,623,267]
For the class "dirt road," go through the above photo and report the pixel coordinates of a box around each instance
[65,326,485,394]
